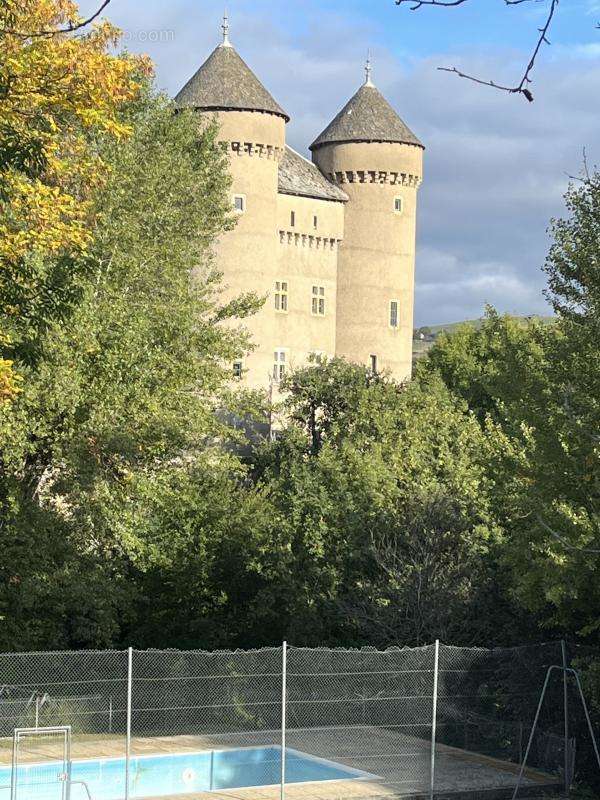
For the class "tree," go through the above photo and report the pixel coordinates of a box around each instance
[545,172,600,329]
[415,200,600,641]
[414,310,556,423]
[121,461,272,650]
[0,0,148,401]
[249,360,515,647]
[507,173,600,631]
[0,85,260,650]
[277,355,399,456]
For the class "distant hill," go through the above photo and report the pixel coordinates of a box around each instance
[412,315,555,362]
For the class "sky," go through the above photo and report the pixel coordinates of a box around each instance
[80,0,600,325]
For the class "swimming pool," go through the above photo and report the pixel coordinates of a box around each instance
[1,745,376,799]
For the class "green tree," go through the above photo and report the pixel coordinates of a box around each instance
[506,174,600,636]
[0,0,147,402]
[249,360,516,647]
[120,461,272,650]
[0,86,261,650]
[415,309,556,422]
[414,180,600,642]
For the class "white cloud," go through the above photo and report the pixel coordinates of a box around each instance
[553,42,600,60]
[78,0,600,326]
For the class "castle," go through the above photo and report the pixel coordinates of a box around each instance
[175,18,424,391]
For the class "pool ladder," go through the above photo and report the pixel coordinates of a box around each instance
[69,779,94,799]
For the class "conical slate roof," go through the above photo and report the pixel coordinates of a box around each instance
[310,83,422,151]
[174,43,289,121]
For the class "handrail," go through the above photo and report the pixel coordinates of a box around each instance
[70,780,93,800]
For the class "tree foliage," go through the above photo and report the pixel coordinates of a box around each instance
[415,203,600,639]
[0,0,149,401]
[244,361,517,647]
[0,83,260,650]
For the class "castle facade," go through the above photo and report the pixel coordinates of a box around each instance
[175,19,424,390]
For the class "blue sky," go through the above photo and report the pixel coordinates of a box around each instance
[81,0,600,325]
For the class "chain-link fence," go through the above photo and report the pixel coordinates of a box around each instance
[286,644,437,800]
[0,641,594,800]
[0,650,128,800]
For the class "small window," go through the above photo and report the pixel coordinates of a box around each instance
[312,285,325,316]
[370,354,378,374]
[394,197,403,214]
[233,195,246,213]
[232,360,243,380]
[274,281,288,312]
[290,211,295,227]
[313,215,318,229]
[273,349,287,382]
[390,300,399,328]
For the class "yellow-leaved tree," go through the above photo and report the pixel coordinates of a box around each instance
[0,0,150,401]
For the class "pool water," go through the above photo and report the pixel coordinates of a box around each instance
[0,745,372,799]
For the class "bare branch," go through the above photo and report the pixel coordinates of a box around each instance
[396,0,470,7]
[0,1,112,38]
[437,66,524,96]
[397,0,560,102]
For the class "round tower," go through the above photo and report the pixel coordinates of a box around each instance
[174,16,288,390]
[310,59,424,382]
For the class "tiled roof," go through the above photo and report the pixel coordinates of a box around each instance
[310,83,423,151]
[278,147,348,203]
[174,43,289,121]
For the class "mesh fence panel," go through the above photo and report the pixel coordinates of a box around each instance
[286,645,436,798]
[0,651,128,799]
[130,647,283,796]
[436,642,566,796]
[0,643,582,800]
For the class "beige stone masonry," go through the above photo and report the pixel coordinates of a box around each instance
[278,230,341,250]
[228,141,285,160]
[329,170,421,188]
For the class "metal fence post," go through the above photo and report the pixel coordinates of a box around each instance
[281,641,287,800]
[125,647,133,800]
[430,640,440,800]
[561,640,570,794]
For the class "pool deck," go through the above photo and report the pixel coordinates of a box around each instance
[0,727,561,800]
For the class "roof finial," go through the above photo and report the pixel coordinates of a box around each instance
[221,10,232,47]
[364,50,374,86]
